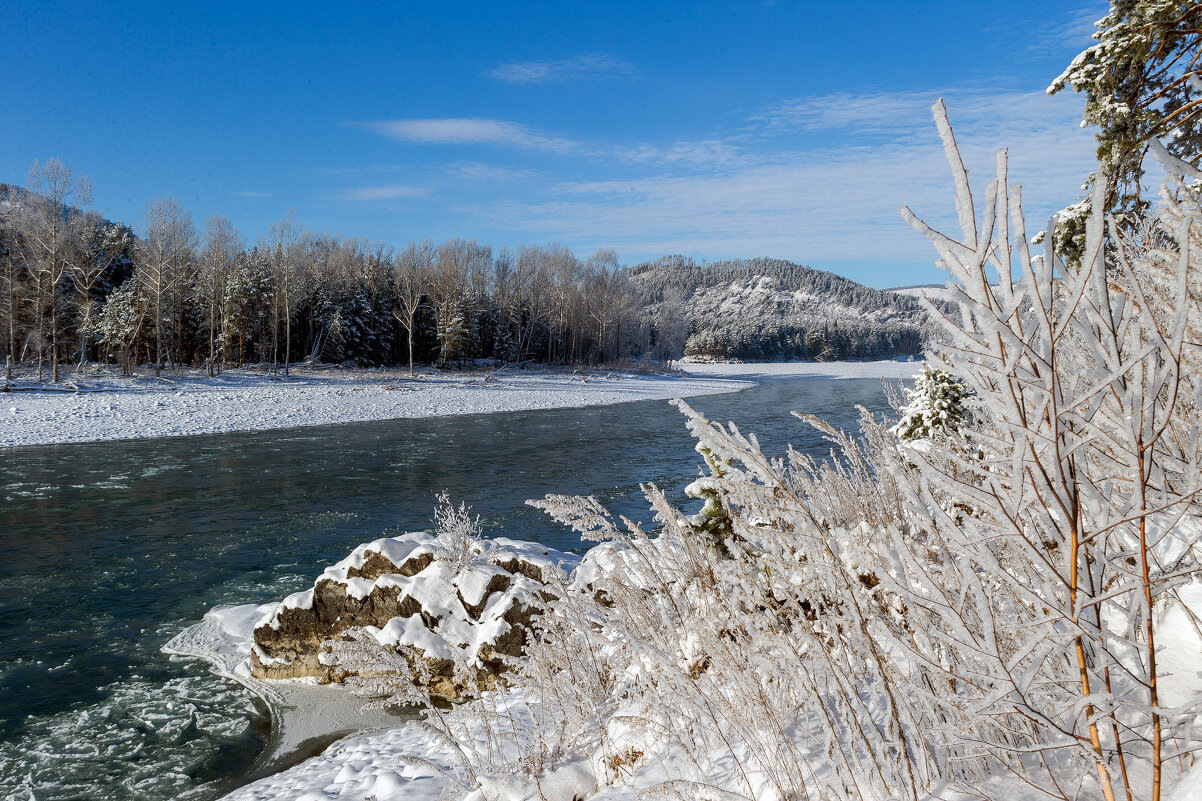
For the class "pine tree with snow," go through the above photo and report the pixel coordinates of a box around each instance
[438,301,471,365]
[92,279,145,374]
[891,363,969,442]
[1047,1,1202,263]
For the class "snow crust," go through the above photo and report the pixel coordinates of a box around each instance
[164,602,280,677]
[1,366,752,448]
[218,696,514,801]
[681,357,920,379]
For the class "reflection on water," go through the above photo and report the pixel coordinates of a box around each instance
[0,375,896,800]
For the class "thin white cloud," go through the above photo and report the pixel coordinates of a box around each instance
[337,184,427,201]
[356,118,577,153]
[1029,4,1104,53]
[754,92,933,136]
[753,89,1089,144]
[462,91,1096,265]
[489,54,635,85]
[448,162,542,182]
[617,139,749,166]
[312,164,409,176]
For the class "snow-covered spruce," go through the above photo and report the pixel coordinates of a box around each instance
[250,532,579,698]
[890,362,969,442]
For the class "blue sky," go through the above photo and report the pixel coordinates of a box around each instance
[2,1,1105,287]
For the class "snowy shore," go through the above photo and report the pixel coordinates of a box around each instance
[0,365,754,448]
[0,360,919,448]
[680,358,920,380]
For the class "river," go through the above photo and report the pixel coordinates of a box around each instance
[0,374,896,800]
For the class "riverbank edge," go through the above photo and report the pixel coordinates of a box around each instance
[0,364,754,449]
[1,360,921,449]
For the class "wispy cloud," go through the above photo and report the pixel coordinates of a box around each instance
[312,164,410,176]
[462,90,1095,266]
[355,118,578,153]
[752,89,1089,145]
[1028,4,1103,54]
[233,190,271,198]
[489,54,635,85]
[337,184,427,201]
[447,162,542,182]
[338,89,1095,278]
[617,139,749,167]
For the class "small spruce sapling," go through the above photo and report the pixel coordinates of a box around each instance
[890,363,970,442]
[683,444,736,551]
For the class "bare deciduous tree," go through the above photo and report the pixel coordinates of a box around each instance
[268,211,304,376]
[393,241,433,376]
[199,215,242,376]
[22,159,93,381]
[138,197,195,377]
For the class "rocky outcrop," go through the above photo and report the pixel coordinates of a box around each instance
[249,533,578,699]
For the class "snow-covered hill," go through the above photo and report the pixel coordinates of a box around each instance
[629,256,937,361]
[886,283,961,305]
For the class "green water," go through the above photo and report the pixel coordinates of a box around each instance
[0,374,896,800]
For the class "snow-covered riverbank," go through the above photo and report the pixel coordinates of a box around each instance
[0,360,921,448]
[0,365,755,448]
[680,358,920,380]
[191,524,1202,801]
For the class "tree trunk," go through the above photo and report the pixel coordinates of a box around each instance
[408,312,415,377]
[155,293,163,377]
[208,297,216,377]
[283,291,291,377]
[50,302,59,382]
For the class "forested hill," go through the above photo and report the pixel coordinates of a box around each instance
[629,256,933,362]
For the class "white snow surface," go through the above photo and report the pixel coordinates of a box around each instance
[887,283,961,305]
[0,365,752,448]
[680,358,920,380]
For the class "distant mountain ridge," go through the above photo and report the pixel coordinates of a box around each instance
[628,256,937,361]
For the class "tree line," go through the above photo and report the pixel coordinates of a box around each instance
[0,162,661,381]
[0,162,929,382]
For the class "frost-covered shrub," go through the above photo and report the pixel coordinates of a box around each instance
[892,101,1202,801]
[311,104,1202,801]
[433,491,483,572]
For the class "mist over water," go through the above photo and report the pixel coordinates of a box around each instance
[0,376,896,800]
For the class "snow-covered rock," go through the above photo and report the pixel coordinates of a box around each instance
[250,532,580,698]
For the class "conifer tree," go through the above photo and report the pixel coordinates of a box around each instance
[1049,1,1202,260]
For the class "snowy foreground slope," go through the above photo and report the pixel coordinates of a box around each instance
[0,360,916,448]
[0,366,752,448]
[184,528,1202,801]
